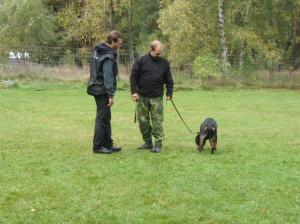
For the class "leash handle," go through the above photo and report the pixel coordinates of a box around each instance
[170,99,194,133]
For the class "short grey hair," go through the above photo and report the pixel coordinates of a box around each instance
[150,40,162,51]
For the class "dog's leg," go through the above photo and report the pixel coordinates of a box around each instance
[195,134,200,151]
[199,138,206,152]
[212,136,217,154]
[209,138,214,154]
[198,143,203,151]
[198,135,204,152]
[209,138,213,147]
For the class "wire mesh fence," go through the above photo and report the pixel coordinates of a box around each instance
[0,45,299,87]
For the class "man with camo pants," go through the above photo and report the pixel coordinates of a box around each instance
[130,41,174,153]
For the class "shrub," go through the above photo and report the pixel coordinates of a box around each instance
[193,53,221,79]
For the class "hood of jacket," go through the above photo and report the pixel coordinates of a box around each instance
[94,43,116,58]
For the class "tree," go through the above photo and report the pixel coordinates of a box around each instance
[218,0,228,72]
[159,0,219,66]
[55,0,109,47]
[0,0,56,45]
[159,0,297,68]
[113,0,161,55]
[226,0,292,61]
[288,0,300,60]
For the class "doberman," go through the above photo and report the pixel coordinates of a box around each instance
[195,118,218,154]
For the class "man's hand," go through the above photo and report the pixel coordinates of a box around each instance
[166,96,172,101]
[107,97,114,107]
[132,93,140,102]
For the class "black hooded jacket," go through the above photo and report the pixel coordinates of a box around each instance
[88,43,118,97]
[130,53,174,98]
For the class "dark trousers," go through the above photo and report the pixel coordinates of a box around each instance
[93,95,113,149]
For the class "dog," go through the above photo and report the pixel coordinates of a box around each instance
[195,118,218,154]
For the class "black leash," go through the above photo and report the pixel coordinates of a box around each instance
[169,99,194,134]
[134,99,195,134]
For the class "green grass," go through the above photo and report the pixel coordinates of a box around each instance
[1,84,300,223]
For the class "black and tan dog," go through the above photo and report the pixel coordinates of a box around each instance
[195,118,218,154]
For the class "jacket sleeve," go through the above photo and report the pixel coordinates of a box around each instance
[165,62,174,97]
[102,59,115,97]
[130,57,141,94]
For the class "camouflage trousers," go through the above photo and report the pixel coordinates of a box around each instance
[136,96,164,146]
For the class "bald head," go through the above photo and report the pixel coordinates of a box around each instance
[150,40,163,58]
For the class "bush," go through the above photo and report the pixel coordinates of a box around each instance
[193,53,221,79]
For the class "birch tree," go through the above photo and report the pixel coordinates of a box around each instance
[218,0,228,73]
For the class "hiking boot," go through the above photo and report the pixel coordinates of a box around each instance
[93,146,113,154]
[151,144,162,153]
[137,141,153,149]
[109,146,122,152]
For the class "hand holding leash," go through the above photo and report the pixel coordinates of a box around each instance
[132,93,140,102]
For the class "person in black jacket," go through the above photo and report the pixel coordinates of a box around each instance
[88,30,122,154]
[130,41,174,153]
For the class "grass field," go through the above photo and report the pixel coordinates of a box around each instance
[1,84,300,223]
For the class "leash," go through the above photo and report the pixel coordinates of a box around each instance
[133,98,195,134]
[169,99,194,134]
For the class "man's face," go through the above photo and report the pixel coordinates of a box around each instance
[151,45,163,58]
[112,39,122,49]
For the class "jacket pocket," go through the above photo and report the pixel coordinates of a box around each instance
[87,80,104,96]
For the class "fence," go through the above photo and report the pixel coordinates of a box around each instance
[0,45,299,88]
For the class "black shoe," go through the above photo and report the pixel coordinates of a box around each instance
[93,146,113,154]
[138,142,153,149]
[109,146,122,152]
[151,145,162,153]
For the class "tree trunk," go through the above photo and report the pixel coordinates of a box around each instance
[291,8,297,61]
[218,0,227,74]
[108,0,114,30]
[239,0,251,75]
[128,0,134,65]
[239,42,245,75]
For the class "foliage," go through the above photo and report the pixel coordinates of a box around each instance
[193,53,221,79]
[0,0,56,45]
[159,0,219,66]
[0,0,299,65]
[159,0,300,66]
[55,0,108,47]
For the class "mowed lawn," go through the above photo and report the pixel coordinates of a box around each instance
[0,85,300,223]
